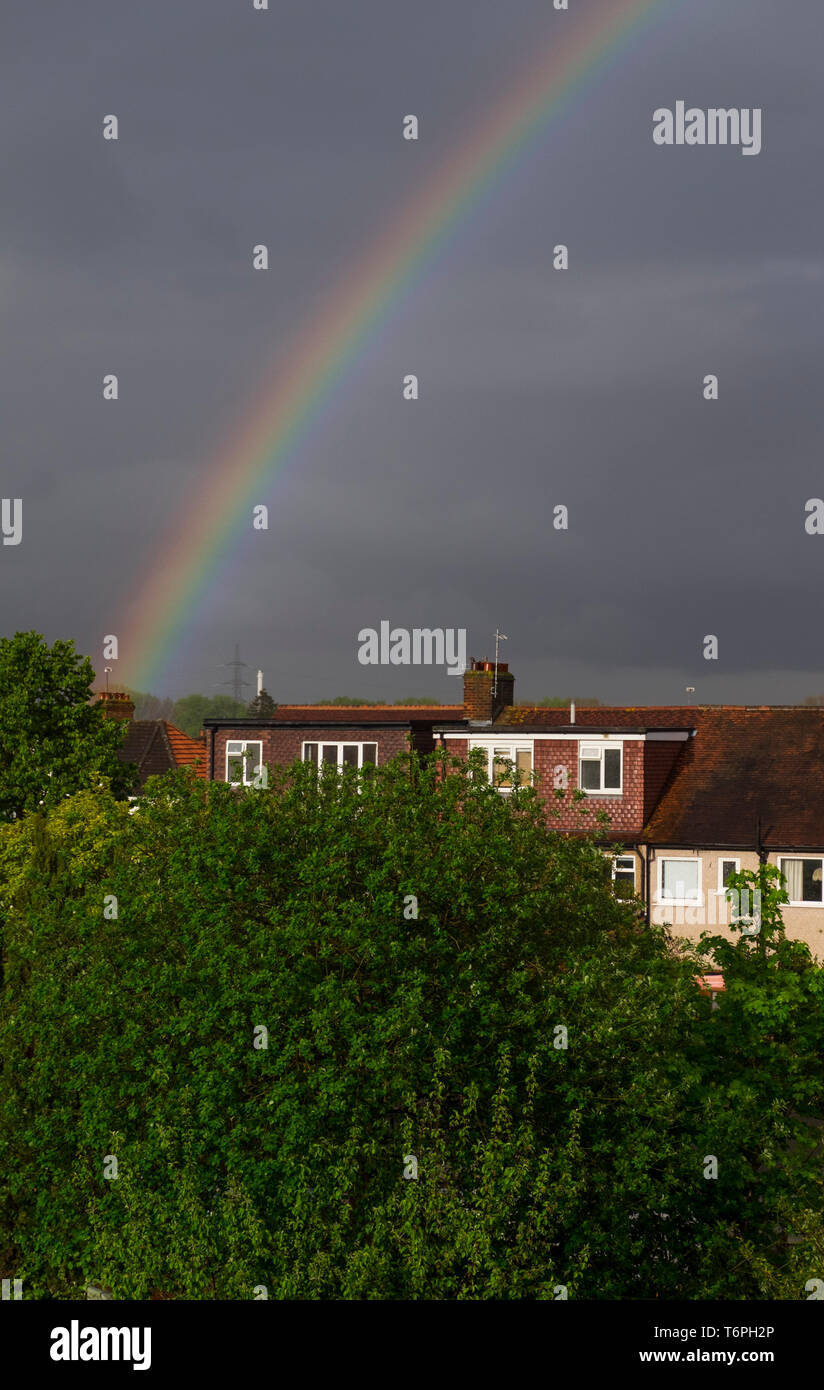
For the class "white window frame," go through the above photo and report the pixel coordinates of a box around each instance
[657,857,702,905]
[578,740,623,795]
[778,855,824,907]
[482,742,534,792]
[226,740,263,787]
[717,857,741,895]
[612,855,636,890]
[301,741,378,770]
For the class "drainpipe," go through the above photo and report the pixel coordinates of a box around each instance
[645,845,653,926]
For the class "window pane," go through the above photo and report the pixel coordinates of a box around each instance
[603,748,621,789]
[662,860,699,900]
[361,744,377,766]
[227,756,244,783]
[580,758,601,790]
[241,744,260,784]
[721,860,737,888]
[780,859,802,900]
[493,749,512,787]
[342,744,358,767]
[303,743,318,765]
[802,858,823,903]
[515,749,532,784]
[613,854,635,897]
[322,745,338,764]
[227,741,242,755]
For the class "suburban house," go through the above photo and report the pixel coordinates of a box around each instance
[201,701,461,786]
[431,663,824,958]
[105,660,824,958]
[97,693,208,786]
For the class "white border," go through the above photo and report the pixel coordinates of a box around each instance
[612,854,636,889]
[226,739,263,786]
[301,740,378,770]
[579,740,623,795]
[657,856,702,905]
[717,856,741,894]
[437,730,690,743]
[778,855,824,907]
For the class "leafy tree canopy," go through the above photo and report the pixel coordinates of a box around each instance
[1,752,822,1298]
[247,689,277,717]
[0,631,135,822]
[171,693,247,738]
[531,696,601,708]
[126,690,176,722]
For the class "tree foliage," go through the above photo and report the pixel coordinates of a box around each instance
[246,689,277,717]
[171,694,248,738]
[0,632,136,822]
[0,754,822,1299]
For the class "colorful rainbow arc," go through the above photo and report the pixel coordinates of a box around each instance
[121,0,669,691]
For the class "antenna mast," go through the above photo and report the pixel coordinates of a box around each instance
[492,629,508,699]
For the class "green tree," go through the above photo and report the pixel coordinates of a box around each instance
[0,632,135,822]
[126,690,176,721]
[532,696,601,708]
[172,694,247,738]
[1,755,822,1298]
[246,689,277,717]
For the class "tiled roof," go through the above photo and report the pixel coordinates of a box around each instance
[643,708,824,847]
[261,705,463,725]
[163,722,208,777]
[119,720,207,784]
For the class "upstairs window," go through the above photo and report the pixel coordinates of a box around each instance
[492,746,532,789]
[579,742,622,793]
[302,742,378,770]
[226,740,263,786]
[779,857,823,905]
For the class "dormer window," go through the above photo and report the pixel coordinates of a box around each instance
[579,741,622,793]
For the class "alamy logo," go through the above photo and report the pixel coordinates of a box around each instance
[50,1321,151,1371]
[357,622,466,676]
[653,102,762,156]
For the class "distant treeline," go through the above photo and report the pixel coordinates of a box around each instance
[132,689,602,737]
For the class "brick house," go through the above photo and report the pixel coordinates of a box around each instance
[202,702,461,786]
[433,663,824,959]
[98,693,208,787]
[111,659,824,959]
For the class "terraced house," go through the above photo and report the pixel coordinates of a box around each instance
[109,660,824,959]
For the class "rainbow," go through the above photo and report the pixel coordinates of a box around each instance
[121,0,671,691]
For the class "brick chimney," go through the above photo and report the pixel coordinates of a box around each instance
[96,691,135,721]
[463,659,514,723]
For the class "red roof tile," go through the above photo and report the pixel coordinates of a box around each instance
[163,722,207,777]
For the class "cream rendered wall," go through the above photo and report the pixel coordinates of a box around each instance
[647,847,824,960]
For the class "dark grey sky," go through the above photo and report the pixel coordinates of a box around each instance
[2,0,823,704]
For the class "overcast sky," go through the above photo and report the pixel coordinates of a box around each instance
[2,0,823,705]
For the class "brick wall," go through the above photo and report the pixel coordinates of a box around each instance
[533,739,645,837]
[211,726,411,781]
[445,736,647,839]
